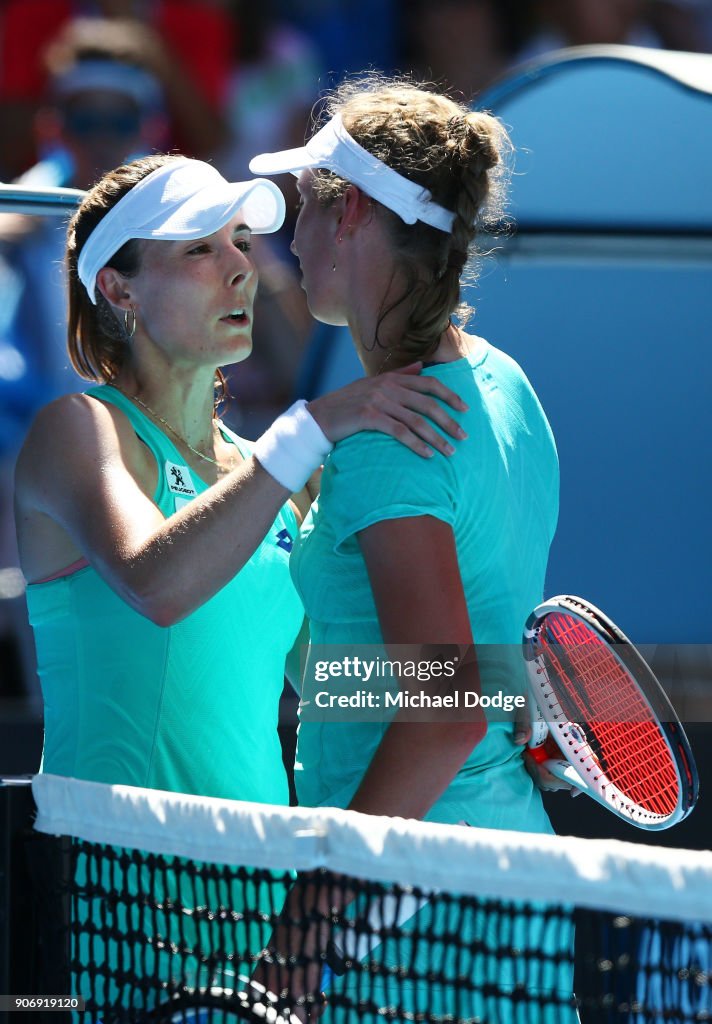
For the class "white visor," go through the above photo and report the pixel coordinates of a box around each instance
[249,114,455,234]
[78,157,286,303]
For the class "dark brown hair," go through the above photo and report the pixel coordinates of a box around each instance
[66,153,227,404]
[66,153,178,381]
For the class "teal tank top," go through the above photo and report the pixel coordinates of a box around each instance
[26,385,303,804]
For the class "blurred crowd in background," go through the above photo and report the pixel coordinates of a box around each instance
[1,0,711,701]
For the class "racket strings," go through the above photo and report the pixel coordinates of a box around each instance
[539,614,679,816]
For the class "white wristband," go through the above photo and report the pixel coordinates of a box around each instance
[253,399,333,492]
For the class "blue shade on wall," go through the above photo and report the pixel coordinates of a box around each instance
[470,46,712,642]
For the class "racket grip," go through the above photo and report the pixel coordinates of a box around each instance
[527,734,561,762]
[524,740,588,792]
[542,757,588,791]
[526,692,549,747]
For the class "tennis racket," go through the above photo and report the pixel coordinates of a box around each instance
[523,594,698,830]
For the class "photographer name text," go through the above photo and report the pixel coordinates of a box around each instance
[312,689,525,711]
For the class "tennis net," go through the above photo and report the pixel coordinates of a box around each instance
[8,774,712,1023]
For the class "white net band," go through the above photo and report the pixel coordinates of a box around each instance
[33,773,712,925]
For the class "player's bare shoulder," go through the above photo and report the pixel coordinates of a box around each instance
[15,390,154,512]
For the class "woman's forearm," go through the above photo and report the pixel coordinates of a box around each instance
[352,517,487,819]
[101,457,291,625]
[348,716,487,819]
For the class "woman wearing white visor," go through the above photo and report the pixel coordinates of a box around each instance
[14,153,468,805]
[249,78,573,1020]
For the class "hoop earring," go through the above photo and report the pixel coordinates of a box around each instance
[124,306,137,339]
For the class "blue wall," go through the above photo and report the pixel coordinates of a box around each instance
[468,47,712,642]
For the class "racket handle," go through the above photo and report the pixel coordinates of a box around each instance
[526,741,588,792]
[541,756,588,791]
[527,693,550,748]
[527,734,561,761]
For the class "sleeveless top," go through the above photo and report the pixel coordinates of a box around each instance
[26,385,303,804]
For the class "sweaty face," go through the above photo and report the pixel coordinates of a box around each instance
[126,212,258,368]
[292,170,347,327]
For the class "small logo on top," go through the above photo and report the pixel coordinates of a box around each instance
[165,461,197,498]
[275,528,293,552]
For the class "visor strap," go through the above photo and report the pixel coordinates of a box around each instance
[310,115,456,234]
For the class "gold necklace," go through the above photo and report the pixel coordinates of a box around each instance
[112,385,225,468]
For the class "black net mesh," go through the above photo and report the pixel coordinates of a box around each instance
[22,833,712,1024]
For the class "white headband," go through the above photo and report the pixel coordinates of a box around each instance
[249,114,455,234]
[77,158,286,303]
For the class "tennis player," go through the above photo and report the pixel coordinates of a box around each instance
[250,76,577,1020]
[13,153,468,808]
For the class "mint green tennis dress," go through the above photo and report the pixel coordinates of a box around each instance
[27,384,303,805]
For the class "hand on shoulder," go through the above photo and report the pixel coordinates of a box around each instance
[308,363,468,459]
